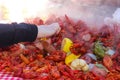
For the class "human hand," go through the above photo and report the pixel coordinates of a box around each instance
[37,22,61,38]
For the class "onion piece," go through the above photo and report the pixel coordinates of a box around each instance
[105,49,115,56]
[87,53,97,61]
[88,63,94,71]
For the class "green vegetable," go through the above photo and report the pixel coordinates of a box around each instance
[94,41,105,58]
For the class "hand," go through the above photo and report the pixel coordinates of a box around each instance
[37,23,61,38]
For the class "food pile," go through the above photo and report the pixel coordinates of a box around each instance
[0,15,120,80]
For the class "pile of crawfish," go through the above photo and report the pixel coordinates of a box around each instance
[0,15,120,80]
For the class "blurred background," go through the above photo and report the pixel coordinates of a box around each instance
[0,0,120,27]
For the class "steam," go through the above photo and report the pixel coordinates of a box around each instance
[46,0,120,27]
[0,0,119,27]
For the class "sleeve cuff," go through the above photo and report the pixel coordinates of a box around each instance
[13,23,38,43]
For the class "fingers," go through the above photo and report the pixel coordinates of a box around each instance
[49,23,61,34]
[37,22,61,38]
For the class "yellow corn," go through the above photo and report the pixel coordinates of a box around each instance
[61,38,73,53]
[65,53,81,65]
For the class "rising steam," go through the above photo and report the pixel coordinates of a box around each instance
[0,0,119,27]
[47,0,120,27]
